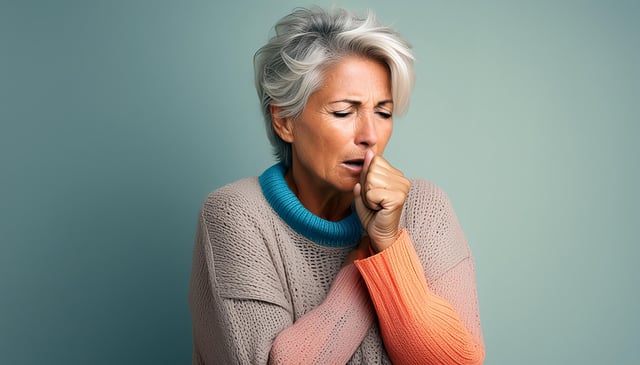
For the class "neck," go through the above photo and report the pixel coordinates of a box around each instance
[284,167,353,222]
[258,163,363,247]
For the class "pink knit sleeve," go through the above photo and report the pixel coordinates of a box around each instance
[190,210,375,365]
[354,230,485,365]
[268,263,375,364]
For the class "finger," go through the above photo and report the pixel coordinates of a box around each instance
[365,188,407,212]
[354,182,377,212]
[363,164,411,194]
[367,155,404,179]
[353,182,362,197]
[366,173,411,194]
[364,172,394,190]
[353,182,376,229]
[359,150,375,207]
[362,153,390,193]
[360,149,375,188]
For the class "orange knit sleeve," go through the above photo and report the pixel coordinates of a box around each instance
[354,229,485,365]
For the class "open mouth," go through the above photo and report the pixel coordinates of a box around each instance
[343,159,364,167]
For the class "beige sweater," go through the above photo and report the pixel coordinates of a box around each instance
[189,166,483,364]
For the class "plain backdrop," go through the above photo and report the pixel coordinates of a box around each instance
[1,0,639,364]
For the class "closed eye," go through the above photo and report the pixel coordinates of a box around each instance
[332,111,352,118]
[376,111,393,119]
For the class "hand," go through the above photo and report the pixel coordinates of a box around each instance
[353,150,410,252]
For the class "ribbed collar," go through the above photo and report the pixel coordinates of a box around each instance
[259,163,363,247]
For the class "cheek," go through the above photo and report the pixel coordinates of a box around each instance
[294,125,331,161]
[312,124,347,151]
[293,122,321,150]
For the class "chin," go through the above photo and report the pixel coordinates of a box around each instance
[334,178,359,193]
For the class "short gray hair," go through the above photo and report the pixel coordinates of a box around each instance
[254,7,415,166]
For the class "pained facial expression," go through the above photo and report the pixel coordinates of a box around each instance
[278,56,394,196]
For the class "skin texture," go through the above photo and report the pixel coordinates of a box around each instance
[354,150,410,252]
[271,55,410,252]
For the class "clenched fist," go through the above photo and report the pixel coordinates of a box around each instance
[353,150,410,253]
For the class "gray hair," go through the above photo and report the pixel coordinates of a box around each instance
[254,7,415,166]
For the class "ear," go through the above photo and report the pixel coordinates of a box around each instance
[270,104,294,143]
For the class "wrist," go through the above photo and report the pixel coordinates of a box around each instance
[370,230,402,253]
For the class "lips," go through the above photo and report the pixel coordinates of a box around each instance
[343,159,364,167]
[342,158,365,174]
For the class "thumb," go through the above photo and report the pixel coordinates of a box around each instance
[353,182,363,208]
[359,149,374,202]
[352,182,364,216]
[360,149,375,187]
[353,181,362,197]
[352,182,371,228]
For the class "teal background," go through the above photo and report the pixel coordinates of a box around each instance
[1,0,638,364]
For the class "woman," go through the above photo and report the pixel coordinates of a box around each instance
[189,7,485,365]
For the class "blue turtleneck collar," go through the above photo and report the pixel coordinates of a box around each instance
[259,163,363,247]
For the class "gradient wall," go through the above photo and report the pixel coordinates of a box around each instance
[1,0,638,364]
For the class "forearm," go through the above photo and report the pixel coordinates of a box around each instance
[355,230,485,365]
[269,263,374,365]
[191,258,372,365]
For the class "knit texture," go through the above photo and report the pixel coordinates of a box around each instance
[189,166,484,364]
[269,263,375,364]
[259,163,363,247]
[356,230,485,364]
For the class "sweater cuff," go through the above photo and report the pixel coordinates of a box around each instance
[353,228,435,334]
[353,229,485,365]
[354,229,429,299]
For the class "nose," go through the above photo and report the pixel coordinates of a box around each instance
[354,111,378,147]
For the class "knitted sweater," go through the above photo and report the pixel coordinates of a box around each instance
[189,164,485,364]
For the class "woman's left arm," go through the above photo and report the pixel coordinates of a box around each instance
[353,151,484,364]
[354,230,485,365]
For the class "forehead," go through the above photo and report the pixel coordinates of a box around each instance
[315,56,391,99]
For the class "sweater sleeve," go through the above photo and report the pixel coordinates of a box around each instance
[354,230,485,365]
[189,194,374,364]
[268,263,375,364]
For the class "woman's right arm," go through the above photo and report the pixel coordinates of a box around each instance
[268,262,374,364]
[189,195,374,364]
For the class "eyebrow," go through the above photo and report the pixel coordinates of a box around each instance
[329,99,394,107]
